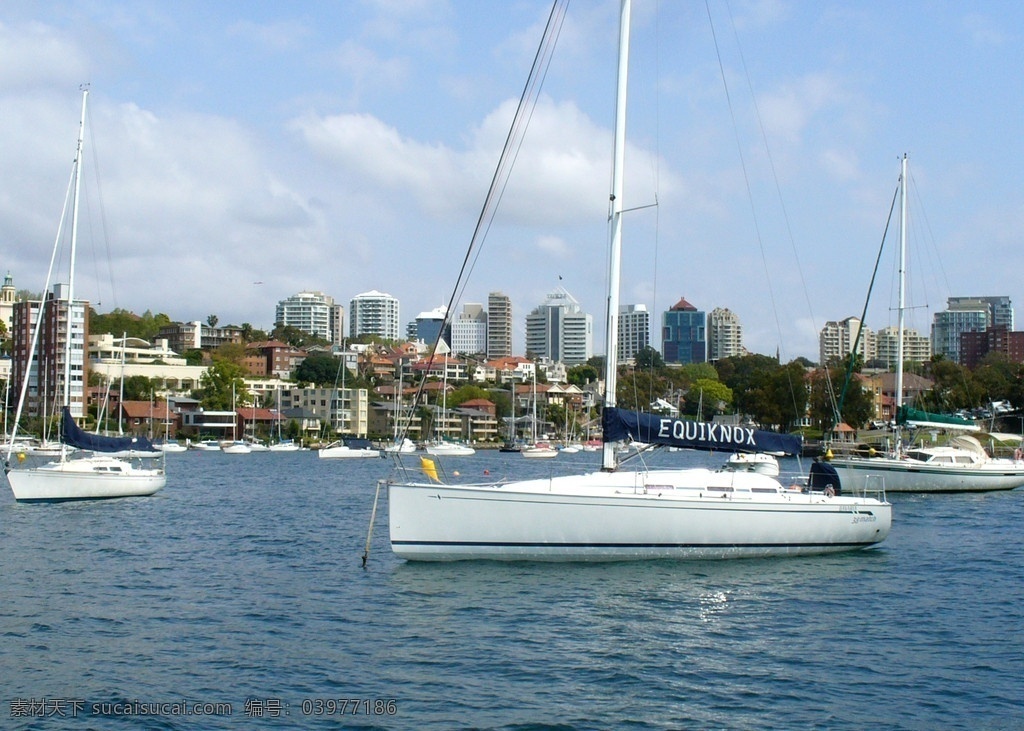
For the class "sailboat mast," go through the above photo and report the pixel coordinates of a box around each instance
[63,89,88,416]
[602,0,631,472]
[895,154,907,414]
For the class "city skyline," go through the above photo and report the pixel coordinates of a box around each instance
[2,3,1022,361]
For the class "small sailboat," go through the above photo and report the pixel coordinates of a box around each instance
[318,357,380,459]
[269,390,300,451]
[521,371,557,459]
[382,0,890,561]
[3,88,166,501]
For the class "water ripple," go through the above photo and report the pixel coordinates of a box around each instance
[1,452,1021,730]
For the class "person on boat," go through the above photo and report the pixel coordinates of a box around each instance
[808,454,842,496]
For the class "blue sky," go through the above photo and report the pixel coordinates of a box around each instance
[1,1,1022,362]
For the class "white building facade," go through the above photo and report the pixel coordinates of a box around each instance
[525,288,593,366]
[275,291,344,344]
[349,290,400,341]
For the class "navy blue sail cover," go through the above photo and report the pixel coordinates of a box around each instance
[602,407,801,456]
[61,407,157,453]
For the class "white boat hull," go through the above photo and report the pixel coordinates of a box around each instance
[6,457,166,501]
[268,442,300,452]
[425,444,475,456]
[830,457,1024,493]
[388,468,891,561]
[319,446,380,459]
[521,446,558,459]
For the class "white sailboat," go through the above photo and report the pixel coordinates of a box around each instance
[221,384,251,454]
[319,356,380,459]
[155,400,187,452]
[423,346,474,456]
[829,155,1024,493]
[383,0,891,561]
[384,363,416,454]
[268,389,300,451]
[521,370,557,459]
[3,88,166,501]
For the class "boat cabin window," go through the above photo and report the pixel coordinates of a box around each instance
[707,485,734,493]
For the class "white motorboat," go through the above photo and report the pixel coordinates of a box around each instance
[192,440,222,451]
[424,441,475,457]
[221,441,252,455]
[319,439,380,459]
[384,437,417,454]
[156,440,188,453]
[521,443,558,459]
[268,439,301,452]
[725,452,780,476]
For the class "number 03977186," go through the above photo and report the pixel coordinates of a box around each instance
[300,699,397,716]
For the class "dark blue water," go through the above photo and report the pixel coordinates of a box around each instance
[2,450,1021,730]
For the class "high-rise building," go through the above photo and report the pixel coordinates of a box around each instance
[452,303,487,357]
[275,291,344,344]
[617,304,650,363]
[524,288,592,366]
[947,296,1013,329]
[932,296,1013,364]
[414,306,450,349]
[349,290,400,341]
[487,292,512,359]
[818,317,876,366]
[662,297,706,365]
[11,283,89,419]
[875,325,931,368]
[708,307,743,361]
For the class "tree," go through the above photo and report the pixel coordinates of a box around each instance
[121,375,159,401]
[293,354,343,387]
[448,385,491,408]
[566,364,599,388]
[196,360,248,410]
[687,378,732,419]
[89,308,173,341]
[270,324,330,349]
[207,314,219,328]
[183,349,205,366]
[807,365,872,431]
[213,342,247,366]
[633,346,664,370]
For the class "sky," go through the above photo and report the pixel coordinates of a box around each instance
[1,0,1022,362]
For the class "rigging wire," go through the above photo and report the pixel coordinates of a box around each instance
[365,0,570,568]
[832,180,901,427]
[390,0,570,455]
[385,0,569,457]
[81,97,119,310]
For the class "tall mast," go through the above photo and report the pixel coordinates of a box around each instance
[63,88,88,415]
[602,0,630,472]
[895,154,907,414]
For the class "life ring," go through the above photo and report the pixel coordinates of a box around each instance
[824,485,835,497]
